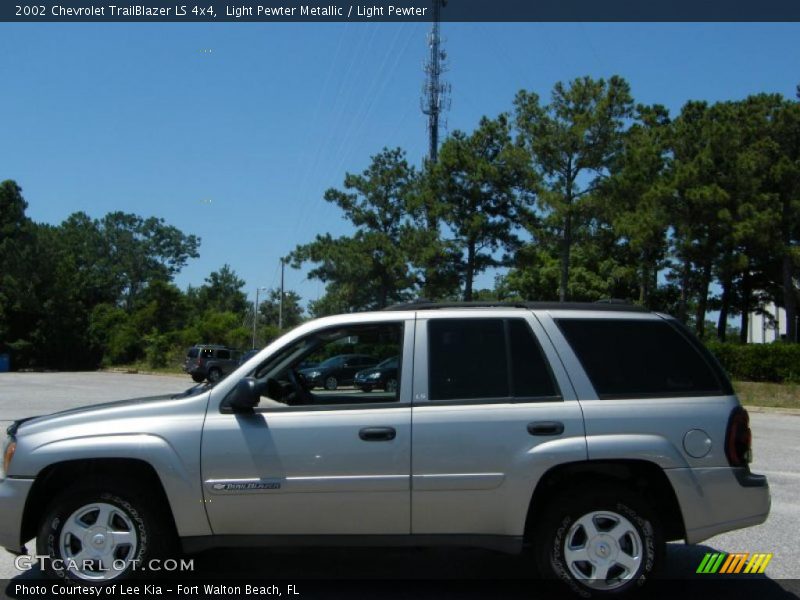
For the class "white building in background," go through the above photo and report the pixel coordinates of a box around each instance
[747,301,787,343]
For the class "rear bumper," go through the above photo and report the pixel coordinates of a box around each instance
[0,477,34,552]
[666,467,770,544]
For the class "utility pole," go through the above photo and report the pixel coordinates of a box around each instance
[421,0,450,166]
[278,258,285,331]
[252,287,267,349]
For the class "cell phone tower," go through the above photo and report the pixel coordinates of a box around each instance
[421,0,451,166]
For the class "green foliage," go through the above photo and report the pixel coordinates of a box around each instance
[258,289,304,329]
[99,212,200,309]
[514,76,634,302]
[707,341,800,383]
[191,264,248,315]
[289,148,423,310]
[425,114,533,300]
[191,311,250,349]
[0,185,209,369]
[0,181,39,361]
[143,330,172,369]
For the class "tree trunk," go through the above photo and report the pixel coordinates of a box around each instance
[379,279,388,309]
[717,272,732,342]
[739,271,751,345]
[464,242,475,302]
[677,256,690,324]
[694,259,713,339]
[559,209,572,302]
[640,253,657,306]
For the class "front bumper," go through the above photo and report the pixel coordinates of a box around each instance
[0,477,34,552]
[666,467,770,544]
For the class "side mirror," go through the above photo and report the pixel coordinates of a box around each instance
[223,377,262,413]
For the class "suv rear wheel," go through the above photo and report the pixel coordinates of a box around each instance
[535,486,662,597]
[207,368,222,383]
[37,480,175,583]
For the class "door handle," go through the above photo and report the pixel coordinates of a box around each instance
[359,427,397,441]
[527,421,565,436]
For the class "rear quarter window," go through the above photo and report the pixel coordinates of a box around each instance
[556,318,728,399]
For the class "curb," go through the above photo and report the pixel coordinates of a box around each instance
[99,368,185,378]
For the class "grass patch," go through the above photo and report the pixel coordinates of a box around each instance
[733,380,800,409]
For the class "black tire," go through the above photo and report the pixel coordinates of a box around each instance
[324,376,338,390]
[207,368,222,383]
[37,479,175,584]
[385,378,398,393]
[534,486,663,598]
[191,374,204,383]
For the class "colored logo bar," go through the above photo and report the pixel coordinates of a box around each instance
[696,552,772,574]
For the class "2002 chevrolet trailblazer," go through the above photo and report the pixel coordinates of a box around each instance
[0,302,770,596]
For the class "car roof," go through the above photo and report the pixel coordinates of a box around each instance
[382,300,649,313]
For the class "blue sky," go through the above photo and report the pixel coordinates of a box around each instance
[1,22,799,308]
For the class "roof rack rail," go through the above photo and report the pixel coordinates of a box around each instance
[382,300,648,313]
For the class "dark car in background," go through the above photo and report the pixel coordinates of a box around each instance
[238,349,260,365]
[354,356,399,392]
[300,354,378,390]
[184,344,241,383]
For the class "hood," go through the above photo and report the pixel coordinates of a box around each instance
[356,367,380,377]
[11,389,201,436]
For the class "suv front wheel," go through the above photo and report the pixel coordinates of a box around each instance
[37,480,174,583]
[535,486,663,597]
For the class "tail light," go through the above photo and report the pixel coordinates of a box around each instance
[725,406,752,467]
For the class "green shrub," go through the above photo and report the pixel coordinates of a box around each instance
[706,341,800,383]
[143,331,172,369]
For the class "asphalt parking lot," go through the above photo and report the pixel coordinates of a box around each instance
[0,372,798,598]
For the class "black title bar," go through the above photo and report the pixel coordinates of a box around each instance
[4,0,800,22]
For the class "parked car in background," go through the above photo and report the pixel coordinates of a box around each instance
[300,354,378,390]
[354,356,399,392]
[183,345,241,383]
[238,349,260,366]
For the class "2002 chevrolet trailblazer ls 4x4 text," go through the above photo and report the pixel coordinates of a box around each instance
[0,302,770,596]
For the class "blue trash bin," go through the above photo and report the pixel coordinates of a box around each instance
[0,354,9,372]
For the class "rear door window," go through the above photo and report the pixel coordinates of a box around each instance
[556,319,726,399]
[427,318,558,402]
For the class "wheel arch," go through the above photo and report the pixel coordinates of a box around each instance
[524,459,686,543]
[21,458,178,547]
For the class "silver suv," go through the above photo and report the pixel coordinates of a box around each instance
[0,302,770,596]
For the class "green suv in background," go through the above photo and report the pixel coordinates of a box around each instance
[183,344,241,383]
